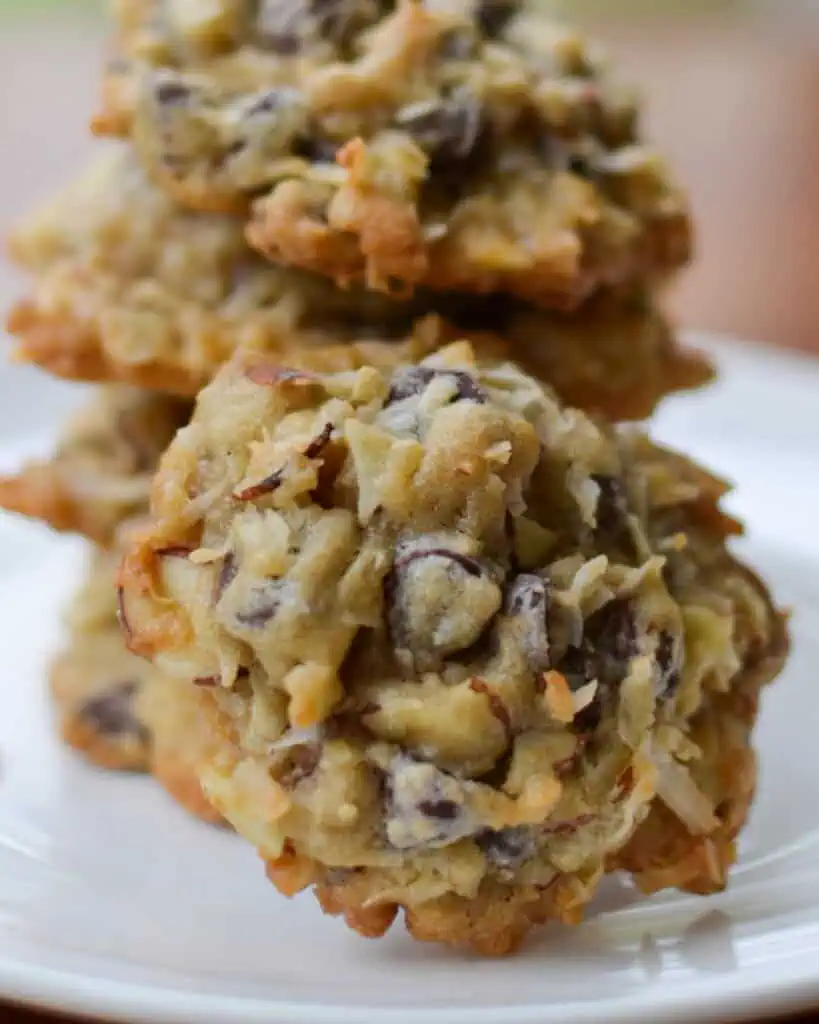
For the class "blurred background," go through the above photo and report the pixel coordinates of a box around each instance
[1,0,819,353]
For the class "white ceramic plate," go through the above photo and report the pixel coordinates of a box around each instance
[0,336,817,1024]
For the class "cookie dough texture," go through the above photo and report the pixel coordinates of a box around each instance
[7,150,711,420]
[96,0,691,308]
[51,549,222,824]
[0,387,190,545]
[52,549,153,771]
[119,346,786,952]
[613,605,788,896]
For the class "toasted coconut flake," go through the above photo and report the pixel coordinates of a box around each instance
[265,844,315,896]
[515,774,562,825]
[656,758,720,836]
[246,364,318,388]
[572,680,598,714]
[543,670,576,723]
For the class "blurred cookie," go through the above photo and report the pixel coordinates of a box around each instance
[0,387,189,545]
[94,1,690,308]
[8,150,711,419]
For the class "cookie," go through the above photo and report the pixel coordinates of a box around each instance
[137,672,225,825]
[51,549,152,771]
[117,344,785,953]
[612,575,789,895]
[94,1,690,307]
[0,387,189,545]
[8,150,711,420]
[52,548,223,824]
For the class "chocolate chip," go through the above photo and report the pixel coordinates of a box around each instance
[418,798,459,820]
[594,600,639,672]
[384,756,474,849]
[568,153,595,180]
[386,366,434,404]
[155,79,192,106]
[79,682,149,744]
[385,543,502,672]
[215,551,238,602]
[257,0,384,52]
[393,547,485,580]
[558,599,638,730]
[246,88,301,118]
[386,366,487,406]
[655,629,680,697]
[563,605,633,686]
[294,136,339,163]
[234,580,286,627]
[476,0,519,37]
[279,743,322,788]
[592,474,634,552]
[396,91,484,168]
[505,573,551,673]
[475,826,535,871]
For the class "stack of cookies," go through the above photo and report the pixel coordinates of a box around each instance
[1,0,788,954]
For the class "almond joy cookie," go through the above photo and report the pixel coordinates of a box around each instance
[97,0,691,308]
[8,150,710,420]
[52,548,222,824]
[0,386,190,546]
[118,344,786,953]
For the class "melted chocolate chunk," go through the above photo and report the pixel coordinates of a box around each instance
[294,136,340,163]
[505,573,551,672]
[246,88,301,119]
[476,0,520,38]
[215,551,238,602]
[396,91,484,168]
[234,580,286,627]
[385,544,501,671]
[279,743,322,788]
[384,756,474,849]
[418,798,459,820]
[558,599,639,730]
[591,599,639,680]
[386,366,488,406]
[79,682,149,744]
[655,629,681,697]
[592,474,633,552]
[475,826,535,871]
[155,78,192,107]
